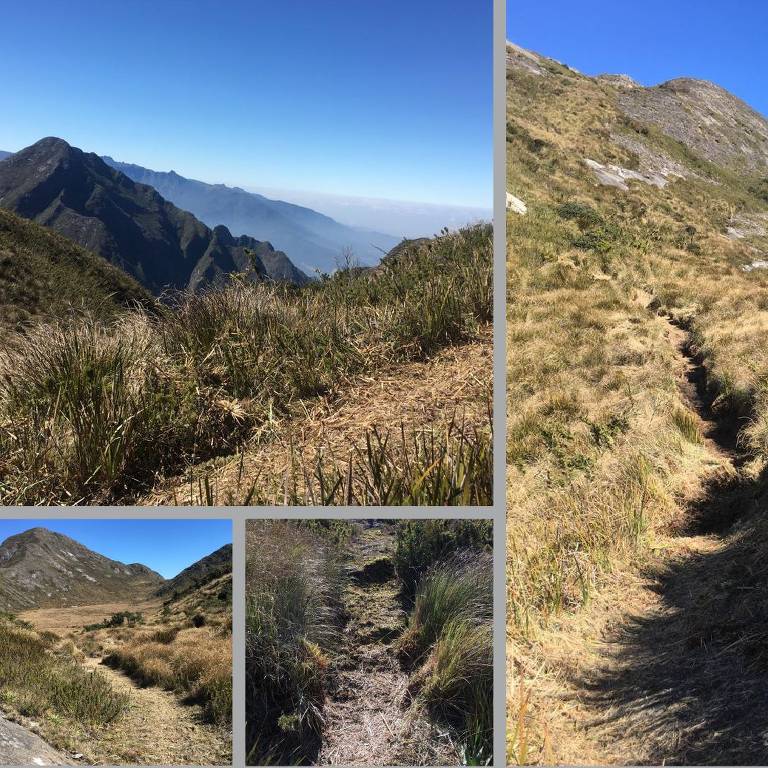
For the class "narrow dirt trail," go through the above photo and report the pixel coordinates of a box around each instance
[0,713,71,765]
[317,524,453,766]
[79,657,230,765]
[540,311,768,764]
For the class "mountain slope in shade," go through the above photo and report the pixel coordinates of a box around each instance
[0,151,10,162]
[0,207,151,328]
[0,138,308,293]
[102,157,400,275]
[0,528,164,611]
[156,543,232,598]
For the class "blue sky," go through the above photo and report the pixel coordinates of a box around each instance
[0,520,231,579]
[1,0,491,208]
[509,0,767,117]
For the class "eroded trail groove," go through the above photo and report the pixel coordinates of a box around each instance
[317,524,451,766]
[547,311,768,764]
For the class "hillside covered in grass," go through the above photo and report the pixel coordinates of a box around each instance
[245,519,492,766]
[0,208,151,329]
[507,42,768,764]
[0,224,492,505]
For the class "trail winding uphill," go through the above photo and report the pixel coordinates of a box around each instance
[79,657,230,766]
[532,307,768,764]
[0,714,71,766]
[317,525,454,766]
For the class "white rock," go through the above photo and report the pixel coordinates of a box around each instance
[506,192,527,215]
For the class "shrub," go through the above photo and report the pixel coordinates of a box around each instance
[394,520,493,599]
[245,521,344,764]
[399,552,493,763]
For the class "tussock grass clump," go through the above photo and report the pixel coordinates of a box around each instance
[245,520,345,765]
[0,224,491,505]
[285,419,493,507]
[0,615,127,726]
[105,625,232,726]
[394,519,493,599]
[399,552,494,764]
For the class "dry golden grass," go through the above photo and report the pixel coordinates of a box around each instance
[506,44,768,763]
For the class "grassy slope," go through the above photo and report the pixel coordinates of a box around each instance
[507,47,768,762]
[0,224,492,505]
[0,569,232,764]
[0,208,150,329]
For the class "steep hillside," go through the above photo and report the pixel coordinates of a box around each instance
[0,528,164,611]
[103,157,400,275]
[507,43,768,764]
[0,207,151,328]
[0,138,308,292]
[156,543,232,598]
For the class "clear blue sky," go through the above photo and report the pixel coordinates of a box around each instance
[0,520,231,579]
[509,0,767,118]
[1,0,491,207]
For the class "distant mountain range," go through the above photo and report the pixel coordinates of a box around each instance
[101,157,400,275]
[0,527,232,611]
[0,138,308,293]
[156,543,232,598]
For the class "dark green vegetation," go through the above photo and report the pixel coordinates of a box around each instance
[0,208,150,328]
[103,156,399,275]
[156,543,233,598]
[83,612,144,632]
[0,137,306,293]
[0,224,492,505]
[0,613,127,726]
[245,520,492,766]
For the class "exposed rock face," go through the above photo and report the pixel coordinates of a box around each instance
[0,138,308,293]
[506,192,528,214]
[0,527,164,611]
[0,714,70,765]
[583,158,670,190]
[506,42,545,76]
[612,77,768,173]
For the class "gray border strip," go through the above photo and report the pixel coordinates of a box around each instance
[232,518,246,768]
[492,0,507,763]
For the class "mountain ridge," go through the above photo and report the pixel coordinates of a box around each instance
[101,156,400,274]
[0,138,309,293]
[0,527,164,611]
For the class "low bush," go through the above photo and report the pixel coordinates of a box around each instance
[245,521,345,765]
[398,552,494,764]
[394,519,493,599]
[0,617,127,726]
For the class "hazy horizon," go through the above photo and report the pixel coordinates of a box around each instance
[2,1,491,209]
